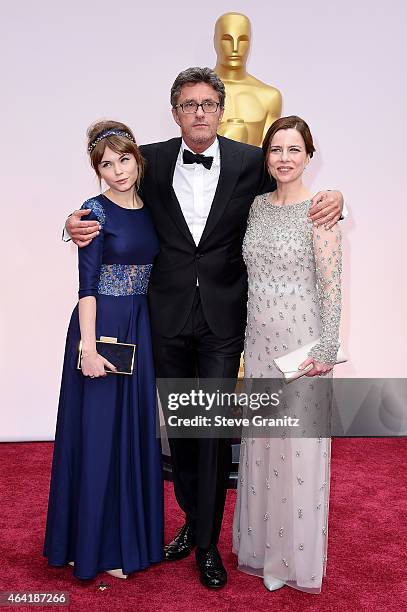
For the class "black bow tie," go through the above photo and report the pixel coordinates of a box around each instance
[183,149,214,170]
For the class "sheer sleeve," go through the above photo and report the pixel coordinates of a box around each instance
[308,223,342,365]
[78,198,105,300]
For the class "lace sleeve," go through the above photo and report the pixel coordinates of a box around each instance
[308,223,342,365]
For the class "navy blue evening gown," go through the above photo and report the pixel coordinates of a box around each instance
[44,194,163,579]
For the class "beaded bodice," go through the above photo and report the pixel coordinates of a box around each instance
[243,193,342,367]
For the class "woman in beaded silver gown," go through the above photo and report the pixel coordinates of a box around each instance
[233,116,342,594]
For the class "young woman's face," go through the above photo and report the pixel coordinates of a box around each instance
[98,146,138,192]
[267,128,309,184]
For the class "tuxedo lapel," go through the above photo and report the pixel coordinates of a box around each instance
[157,138,195,245]
[198,136,243,246]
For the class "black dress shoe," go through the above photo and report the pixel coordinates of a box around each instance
[164,523,196,561]
[195,545,227,589]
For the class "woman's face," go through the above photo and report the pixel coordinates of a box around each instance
[267,128,309,184]
[98,145,138,192]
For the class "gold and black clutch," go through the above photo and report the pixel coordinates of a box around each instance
[77,336,136,375]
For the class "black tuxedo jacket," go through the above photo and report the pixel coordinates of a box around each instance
[139,135,274,339]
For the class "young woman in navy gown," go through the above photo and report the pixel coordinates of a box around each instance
[44,121,163,580]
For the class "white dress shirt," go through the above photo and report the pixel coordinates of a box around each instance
[172,138,221,246]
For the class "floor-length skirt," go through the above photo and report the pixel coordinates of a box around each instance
[44,294,164,579]
[233,432,331,593]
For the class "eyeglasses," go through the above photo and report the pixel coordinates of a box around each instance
[175,101,220,114]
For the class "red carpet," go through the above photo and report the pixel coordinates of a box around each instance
[0,439,406,611]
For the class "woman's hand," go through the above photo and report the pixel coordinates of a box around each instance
[81,350,117,378]
[66,209,101,248]
[309,190,343,229]
[298,357,333,377]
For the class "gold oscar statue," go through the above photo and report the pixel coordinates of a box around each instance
[214,12,282,147]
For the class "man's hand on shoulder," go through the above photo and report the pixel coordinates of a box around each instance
[66,209,100,248]
[309,190,344,229]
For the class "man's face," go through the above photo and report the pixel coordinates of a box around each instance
[214,14,251,69]
[172,82,224,148]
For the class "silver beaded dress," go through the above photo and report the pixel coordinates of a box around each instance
[232,193,342,594]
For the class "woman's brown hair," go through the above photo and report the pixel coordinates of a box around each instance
[87,120,145,190]
[262,115,316,159]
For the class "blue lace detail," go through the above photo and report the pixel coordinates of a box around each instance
[98,264,152,296]
[81,197,106,227]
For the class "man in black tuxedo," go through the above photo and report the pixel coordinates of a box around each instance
[67,67,343,589]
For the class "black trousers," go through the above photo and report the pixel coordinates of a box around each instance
[152,288,244,549]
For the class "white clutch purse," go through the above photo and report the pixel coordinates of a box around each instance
[273,339,347,382]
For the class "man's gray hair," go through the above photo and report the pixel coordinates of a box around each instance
[170,67,226,108]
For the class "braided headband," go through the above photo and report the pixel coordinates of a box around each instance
[88,128,135,153]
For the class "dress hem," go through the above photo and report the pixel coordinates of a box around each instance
[45,556,164,581]
[236,562,323,594]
